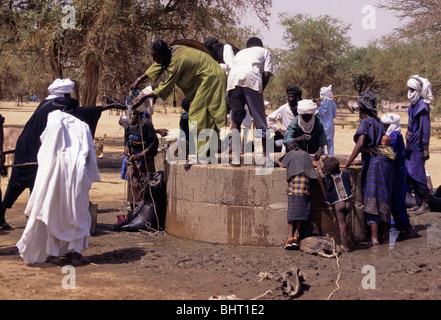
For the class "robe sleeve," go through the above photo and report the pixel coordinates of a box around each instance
[153,57,183,101]
[145,63,165,81]
[419,110,431,146]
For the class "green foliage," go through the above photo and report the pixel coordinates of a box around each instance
[274,13,351,99]
[0,0,272,104]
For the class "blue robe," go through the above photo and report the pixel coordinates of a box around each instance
[354,117,393,224]
[318,99,337,154]
[406,98,430,186]
[390,131,411,231]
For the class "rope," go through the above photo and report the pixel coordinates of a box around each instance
[326,237,341,300]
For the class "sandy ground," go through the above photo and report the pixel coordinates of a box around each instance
[0,101,440,303]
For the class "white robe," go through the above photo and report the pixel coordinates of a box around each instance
[16,110,101,263]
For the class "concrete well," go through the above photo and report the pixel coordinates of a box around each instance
[162,154,367,247]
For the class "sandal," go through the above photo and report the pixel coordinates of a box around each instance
[284,238,299,250]
[67,252,90,266]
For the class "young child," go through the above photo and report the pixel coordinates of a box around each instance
[317,156,353,252]
[280,142,318,250]
[381,134,391,147]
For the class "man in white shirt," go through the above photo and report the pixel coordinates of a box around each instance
[227,37,273,164]
[267,85,303,153]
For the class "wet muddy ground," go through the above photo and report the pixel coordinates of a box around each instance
[0,103,440,303]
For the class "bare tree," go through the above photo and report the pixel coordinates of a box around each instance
[379,0,441,43]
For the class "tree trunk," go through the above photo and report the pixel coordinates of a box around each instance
[48,41,63,79]
[81,53,99,107]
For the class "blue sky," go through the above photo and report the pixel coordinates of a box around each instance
[246,0,401,48]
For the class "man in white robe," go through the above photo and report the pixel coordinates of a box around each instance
[16,110,100,265]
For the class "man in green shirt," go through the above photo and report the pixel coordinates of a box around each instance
[131,40,228,164]
[283,99,327,161]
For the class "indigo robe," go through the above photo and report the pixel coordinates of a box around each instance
[354,117,393,224]
[405,98,431,186]
[390,131,411,231]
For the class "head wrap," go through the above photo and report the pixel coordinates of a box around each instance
[286,85,302,98]
[357,91,379,120]
[151,40,172,70]
[246,37,263,48]
[320,85,333,100]
[407,75,434,104]
[297,99,317,115]
[46,78,75,100]
[181,98,191,112]
[381,113,401,136]
[204,37,224,63]
[297,100,317,133]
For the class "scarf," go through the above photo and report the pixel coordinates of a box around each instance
[407,75,434,105]
[320,85,334,101]
[381,113,401,136]
[46,78,75,100]
[358,91,379,121]
[297,100,317,134]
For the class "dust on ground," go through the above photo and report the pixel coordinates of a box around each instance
[0,102,440,301]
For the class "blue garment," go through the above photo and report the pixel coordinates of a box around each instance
[406,98,430,185]
[318,99,337,154]
[390,131,411,231]
[355,118,393,223]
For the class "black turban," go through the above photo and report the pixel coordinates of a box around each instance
[204,37,224,63]
[286,85,302,99]
[357,91,379,120]
[151,40,172,70]
[181,98,191,112]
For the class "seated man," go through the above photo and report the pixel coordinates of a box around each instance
[267,85,302,153]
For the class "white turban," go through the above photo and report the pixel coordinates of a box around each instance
[297,99,318,115]
[320,85,333,100]
[381,113,401,136]
[46,78,75,100]
[297,100,317,133]
[407,75,434,104]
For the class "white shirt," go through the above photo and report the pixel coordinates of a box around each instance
[227,46,273,94]
[220,44,236,76]
[267,103,295,153]
[267,103,295,132]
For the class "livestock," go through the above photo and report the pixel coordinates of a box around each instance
[3,128,106,166]
[3,127,22,166]
[94,134,106,159]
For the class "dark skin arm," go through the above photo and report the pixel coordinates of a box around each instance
[130,74,149,90]
[132,93,157,109]
[262,72,272,92]
[344,134,366,168]
[314,146,324,161]
[101,101,126,111]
